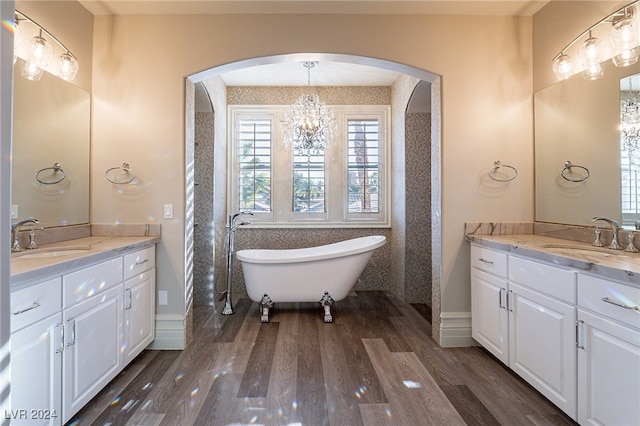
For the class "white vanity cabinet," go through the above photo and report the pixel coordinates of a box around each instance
[470,244,577,418]
[10,277,63,425]
[123,247,156,364]
[470,245,509,364]
[62,258,124,423]
[576,274,640,425]
[9,244,156,426]
[508,256,577,418]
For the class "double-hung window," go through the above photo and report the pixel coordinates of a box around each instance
[228,105,390,227]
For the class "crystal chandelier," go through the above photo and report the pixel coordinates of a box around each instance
[283,62,335,156]
[621,78,640,167]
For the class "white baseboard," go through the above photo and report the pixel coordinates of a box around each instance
[438,311,477,347]
[146,314,186,350]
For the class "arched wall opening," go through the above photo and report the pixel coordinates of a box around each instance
[186,53,442,338]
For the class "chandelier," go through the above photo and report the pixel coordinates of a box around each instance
[283,62,335,156]
[621,77,640,166]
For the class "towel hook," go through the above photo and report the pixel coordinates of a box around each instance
[35,162,67,185]
[561,161,590,182]
[488,161,518,182]
[105,163,136,184]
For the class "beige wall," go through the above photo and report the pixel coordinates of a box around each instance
[91,13,534,342]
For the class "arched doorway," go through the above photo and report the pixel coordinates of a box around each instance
[186,53,442,338]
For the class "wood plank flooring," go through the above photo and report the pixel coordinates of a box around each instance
[68,291,577,425]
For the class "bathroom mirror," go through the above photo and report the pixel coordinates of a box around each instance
[534,59,640,228]
[11,59,90,228]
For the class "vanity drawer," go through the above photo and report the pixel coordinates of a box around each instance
[578,274,640,329]
[11,277,62,333]
[63,257,123,308]
[509,256,576,303]
[471,244,507,277]
[124,246,155,280]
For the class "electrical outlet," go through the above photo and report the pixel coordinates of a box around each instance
[10,205,18,219]
[163,204,174,219]
[158,291,168,305]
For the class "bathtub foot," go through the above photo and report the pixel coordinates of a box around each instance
[260,293,274,323]
[320,291,335,323]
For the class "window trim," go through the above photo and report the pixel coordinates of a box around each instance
[228,104,391,228]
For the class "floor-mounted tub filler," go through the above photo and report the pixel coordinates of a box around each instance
[236,235,386,322]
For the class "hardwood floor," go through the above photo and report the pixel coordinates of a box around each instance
[69,291,577,425]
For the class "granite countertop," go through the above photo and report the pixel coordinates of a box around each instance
[10,236,160,287]
[467,234,640,287]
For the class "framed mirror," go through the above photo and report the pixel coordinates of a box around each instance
[534,59,640,228]
[11,58,90,228]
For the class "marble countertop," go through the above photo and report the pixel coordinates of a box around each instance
[467,234,640,287]
[10,236,160,287]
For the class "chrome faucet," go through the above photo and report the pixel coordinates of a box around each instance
[11,218,39,252]
[592,216,622,250]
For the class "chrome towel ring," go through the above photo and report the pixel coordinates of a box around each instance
[561,161,590,182]
[488,161,518,182]
[105,163,135,184]
[35,163,66,185]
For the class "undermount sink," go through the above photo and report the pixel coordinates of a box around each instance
[541,244,626,256]
[12,246,91,259]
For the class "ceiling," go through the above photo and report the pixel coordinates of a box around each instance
[79,1,548,17]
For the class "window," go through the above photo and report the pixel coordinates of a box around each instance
[237,117,272,212]
[229,105,390,227]
[347,119,380,214]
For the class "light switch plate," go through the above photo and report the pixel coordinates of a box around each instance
[10,205,18,219]
[163,204,174,219]
[158,291,168,305]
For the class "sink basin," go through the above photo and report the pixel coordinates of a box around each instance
[13,246,91,259]
[541,244,626,257]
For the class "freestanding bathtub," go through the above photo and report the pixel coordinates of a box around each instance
[236,235,386,322]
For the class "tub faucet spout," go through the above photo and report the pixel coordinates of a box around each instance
[592,216,623,250]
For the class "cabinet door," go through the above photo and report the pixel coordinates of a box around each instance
[578,309,640,426]
[123,269,155,364]
[10,314,63,426]
[471,268,509,364]
[62,285,123,423]
[509,282,576,419]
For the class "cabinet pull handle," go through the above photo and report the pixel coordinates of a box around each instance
[66,319,76,347]
[12,301,41,316]
[125,289,132,310]
[576,320,585,349]
[600,297,640,311]
[56,323,64,354]
[135,258,150,266]
[478,258,494,265]
[507,290,513,312]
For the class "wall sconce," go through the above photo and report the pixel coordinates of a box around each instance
[552,1,639,81]
[13,10,79,81]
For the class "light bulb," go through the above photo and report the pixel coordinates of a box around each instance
[583,62,603,80]
[579,35,602,67]
[21,60,43,81]
[552,53,574,80]
[612,46,640,67]
[57,52,79,80]
[28,33,53,67]
[611,16,639,50]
